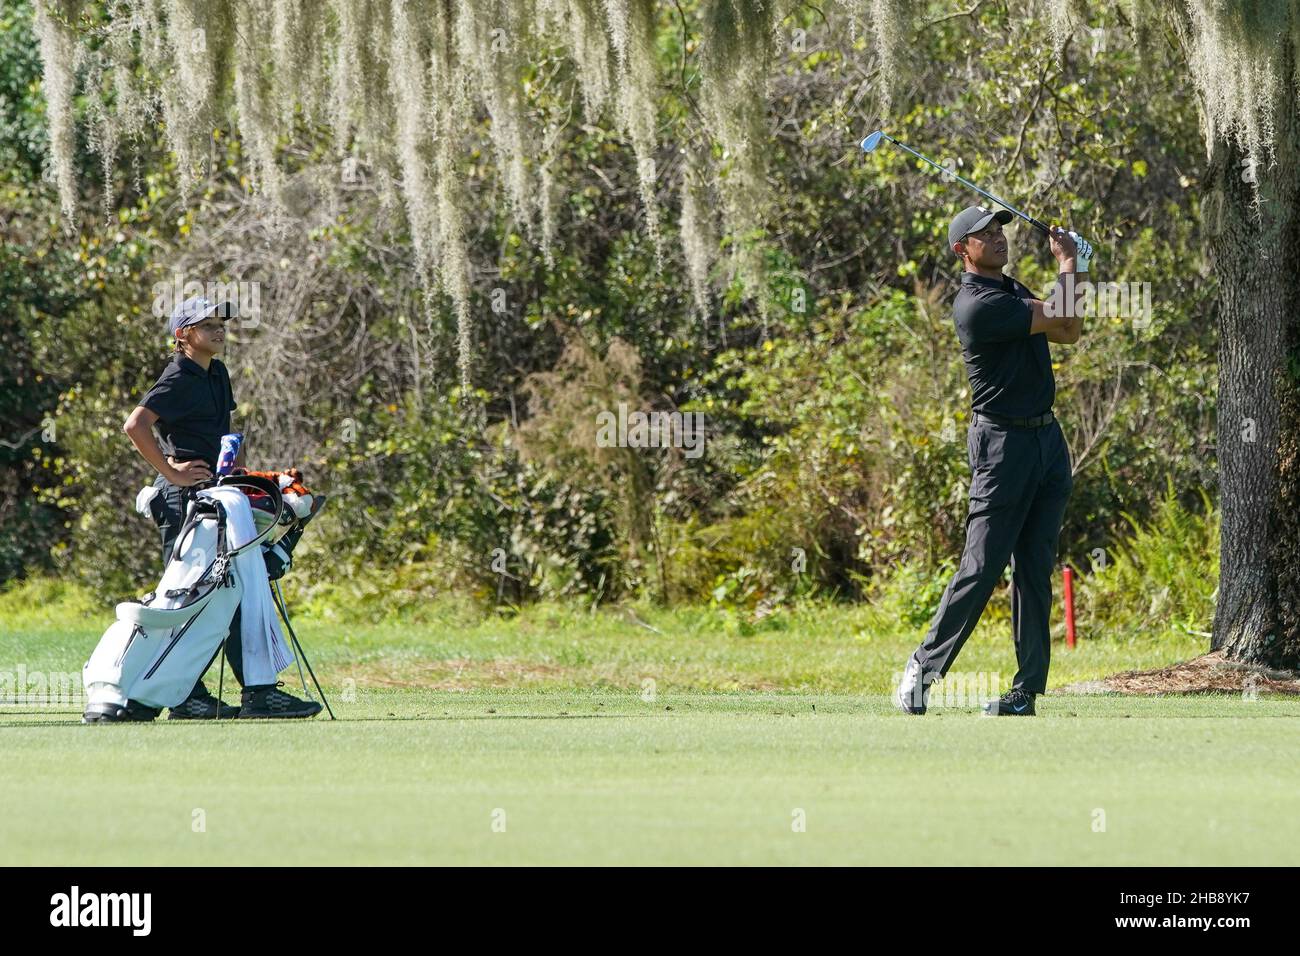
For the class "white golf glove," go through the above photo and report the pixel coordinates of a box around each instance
[1068,230,1094,273]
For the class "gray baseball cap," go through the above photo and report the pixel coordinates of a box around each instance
[169,296,235,335]
[948,205,1013,254]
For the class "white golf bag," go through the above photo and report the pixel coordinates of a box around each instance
[83,475,294,710]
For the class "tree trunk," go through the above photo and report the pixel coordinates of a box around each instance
[1205,33,1300,669]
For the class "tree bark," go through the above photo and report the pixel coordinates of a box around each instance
[1204,32,1300,669]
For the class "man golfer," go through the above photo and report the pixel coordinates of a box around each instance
[895,206,1091,716]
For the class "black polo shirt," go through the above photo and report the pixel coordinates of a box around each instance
[138,354,236,469]
[952,271,1054,418]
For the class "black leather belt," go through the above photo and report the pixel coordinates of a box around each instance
[974,410,1055,429]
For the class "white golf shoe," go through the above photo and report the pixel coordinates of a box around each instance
[894,656,930,715]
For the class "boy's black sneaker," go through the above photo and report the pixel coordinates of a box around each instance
[983,688,1036,716]
[82,699,161,723]
[239,682,322,719]
[168,688,240,720]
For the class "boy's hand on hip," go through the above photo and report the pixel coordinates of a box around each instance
[167,456,212,486]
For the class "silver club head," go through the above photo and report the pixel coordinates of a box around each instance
[860,130,886,152]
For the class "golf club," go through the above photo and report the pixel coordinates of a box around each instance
[861,130,1052,236]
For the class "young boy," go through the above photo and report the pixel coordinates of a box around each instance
[122,295,320,719]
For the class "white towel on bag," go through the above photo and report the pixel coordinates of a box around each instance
[197,486,295,684]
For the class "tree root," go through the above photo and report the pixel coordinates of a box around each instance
[1060,651,1300,695]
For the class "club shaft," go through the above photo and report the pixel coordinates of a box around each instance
[884,135,1050,235]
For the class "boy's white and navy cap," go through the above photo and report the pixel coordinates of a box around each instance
[169,296,236,335]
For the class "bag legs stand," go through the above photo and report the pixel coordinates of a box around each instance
[271,580,335,720]
[216,639,228,720]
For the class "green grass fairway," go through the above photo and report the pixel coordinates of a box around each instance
[5,582,1297,865]
[5,690,1300,866]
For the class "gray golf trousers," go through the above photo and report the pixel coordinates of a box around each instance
[911,413,1073,695]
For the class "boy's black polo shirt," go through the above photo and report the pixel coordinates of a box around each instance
[952,271,1054,419]
[138,354,236,469]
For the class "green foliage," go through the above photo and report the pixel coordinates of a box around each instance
[4,0,1225,644]
[9,189,168,599]
[301,387,623,608]
[1075,481,1220,642]
[1,0,64,582]
[0,572,98,626]
[0,1,47,181]
[689,287,973,600]
[663,504,814,609]
[866,556,960,631]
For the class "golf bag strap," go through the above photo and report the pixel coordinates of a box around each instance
[159,501,231,598]
[205,474,287,559]
[117,587,220,628]
[118,477,285,628]
[166,497,201,567]
[215,505,230,569]
[119,501,235,627]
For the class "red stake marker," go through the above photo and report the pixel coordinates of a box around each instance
[1063,565,1077,649]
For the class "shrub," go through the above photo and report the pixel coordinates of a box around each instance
[1073,480,1219,641]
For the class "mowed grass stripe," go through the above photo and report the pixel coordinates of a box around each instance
[4,691,1299,865]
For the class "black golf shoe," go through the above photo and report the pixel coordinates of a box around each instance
[82,699,161,723]
[239,682,322,719]
[983,688,1037,716]
[168,688,240,720]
